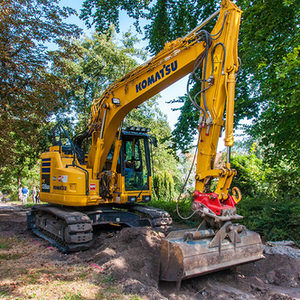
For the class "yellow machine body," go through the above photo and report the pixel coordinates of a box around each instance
[40,145,152,206]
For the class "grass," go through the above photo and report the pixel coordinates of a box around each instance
[0,253,22,260]
[0,241,10,250]
[63,292,84,300]
[149,198,198,227]
[99,274,116,284]
[0,235,142,300]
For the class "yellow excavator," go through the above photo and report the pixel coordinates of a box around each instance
[28,0,263,285]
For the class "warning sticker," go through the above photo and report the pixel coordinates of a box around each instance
[61,175,68,183]
[90,183,96,191]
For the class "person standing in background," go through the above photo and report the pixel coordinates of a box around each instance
[32,186,37,203]
[22,186,29,204]
[36,187,40,204]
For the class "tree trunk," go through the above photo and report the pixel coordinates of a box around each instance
[18,177,22,202]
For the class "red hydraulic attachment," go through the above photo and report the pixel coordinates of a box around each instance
[192,190,237,216]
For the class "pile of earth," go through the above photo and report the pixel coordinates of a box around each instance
[79,227,165,299]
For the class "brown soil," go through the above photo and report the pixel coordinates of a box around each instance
[0,203,299,300]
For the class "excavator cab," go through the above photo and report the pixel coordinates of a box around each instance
[120,129,151,191]
[101,126,153,202]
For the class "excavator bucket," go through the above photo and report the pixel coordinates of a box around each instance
[160,224,263,284]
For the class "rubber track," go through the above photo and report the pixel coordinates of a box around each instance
[131,204,173,231]
[28,206,93,252]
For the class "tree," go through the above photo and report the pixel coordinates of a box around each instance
[80,0,150,34]
[145,0,216,54]
[248,45,300,164]
[0,0,80,198]
[80,0,216,54]
[236,0,299,164]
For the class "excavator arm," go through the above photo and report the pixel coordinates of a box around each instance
[87,0,242,204]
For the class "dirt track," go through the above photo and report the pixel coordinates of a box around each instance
[0,203,299,300]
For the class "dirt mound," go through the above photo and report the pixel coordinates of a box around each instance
[82,227,164,290]
[236,254,300,288]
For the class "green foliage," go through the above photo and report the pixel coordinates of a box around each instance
[231,148,300,243]
[236,0,300,165]
[149,198,197,226]
[145,0,216,54]
[231,144,268,197]
[249,45,300,165]
[153,171,175,201]
[0,0,80,199]
[80,0,216,54]
[80,0,150,34]
[0,157,40,200]
[238,196,300,243]
[0,0,80,169]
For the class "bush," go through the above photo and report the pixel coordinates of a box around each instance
[153,171,175,202]
[231,146,300,244]
[150,145,300,244]
[149,197,198,227]
[237,196,300,243]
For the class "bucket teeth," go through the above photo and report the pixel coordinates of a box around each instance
[160,225,263,282]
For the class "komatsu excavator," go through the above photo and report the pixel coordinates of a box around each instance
[28,0,263,285]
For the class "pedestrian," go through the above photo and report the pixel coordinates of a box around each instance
[0,190,3,202]
[21,186,29,204]
[32,186,37,203]
[36,187,40,204]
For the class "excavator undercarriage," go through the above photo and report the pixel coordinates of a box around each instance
[28,204,172,252]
